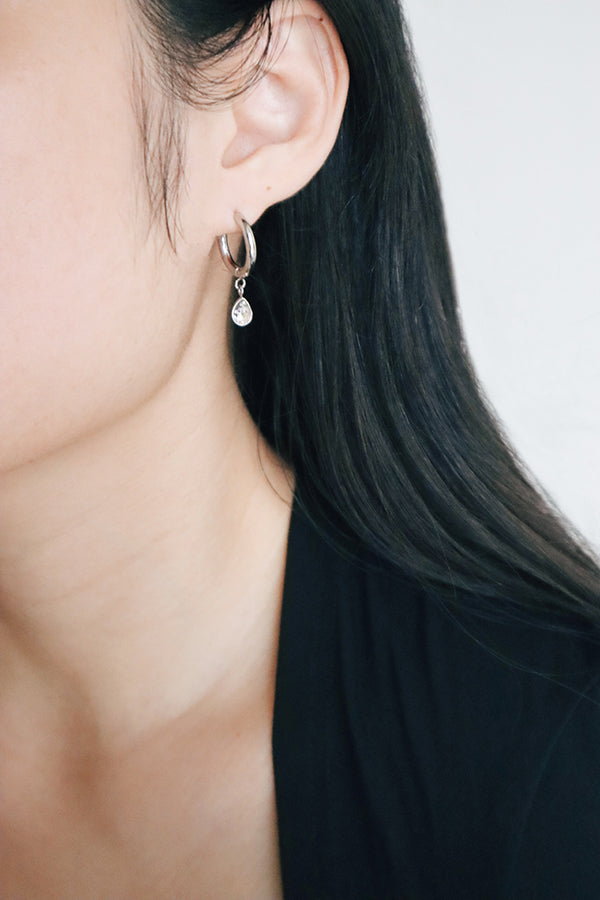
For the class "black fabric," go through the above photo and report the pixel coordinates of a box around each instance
[272,497,600,899]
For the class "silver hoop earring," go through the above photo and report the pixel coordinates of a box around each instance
[217,211,257,327]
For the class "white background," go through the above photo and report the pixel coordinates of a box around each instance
[401,0,600,552]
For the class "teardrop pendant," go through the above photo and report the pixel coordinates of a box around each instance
[231,277,253,327]
[231,296,253,327]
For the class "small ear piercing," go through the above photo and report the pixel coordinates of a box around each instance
[217,211,257,327]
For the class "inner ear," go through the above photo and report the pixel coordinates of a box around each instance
[220,6,342,172]
[221,71,303,169]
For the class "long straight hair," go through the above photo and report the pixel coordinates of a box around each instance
[133,0,600,641]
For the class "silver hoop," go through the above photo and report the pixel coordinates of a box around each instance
[217,211,257,278]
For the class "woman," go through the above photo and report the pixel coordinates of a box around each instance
[1,0,599,897]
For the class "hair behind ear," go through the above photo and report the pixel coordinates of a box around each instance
[132,0,600,649]
[233,0,600,640]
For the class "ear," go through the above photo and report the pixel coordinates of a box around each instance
[216,0,349,233]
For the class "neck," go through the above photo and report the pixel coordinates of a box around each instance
[0,316,294,754]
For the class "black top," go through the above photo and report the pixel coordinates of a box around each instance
[272,498,600,899]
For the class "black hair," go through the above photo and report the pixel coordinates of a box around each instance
[129,0,600,645]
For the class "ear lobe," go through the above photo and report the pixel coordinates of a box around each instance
[219,2,349,212]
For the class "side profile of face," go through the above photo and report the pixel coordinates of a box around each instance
[0,0,348,476]
[0,0,225,474]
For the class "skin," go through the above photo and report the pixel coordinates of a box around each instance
[0,1,349,896]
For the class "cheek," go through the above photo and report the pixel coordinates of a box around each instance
[0,6,193,472]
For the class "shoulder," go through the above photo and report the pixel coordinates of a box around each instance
[281,501,600,897]
[288,499,600,709]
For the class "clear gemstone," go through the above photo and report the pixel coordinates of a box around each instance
[231,297,253,327]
